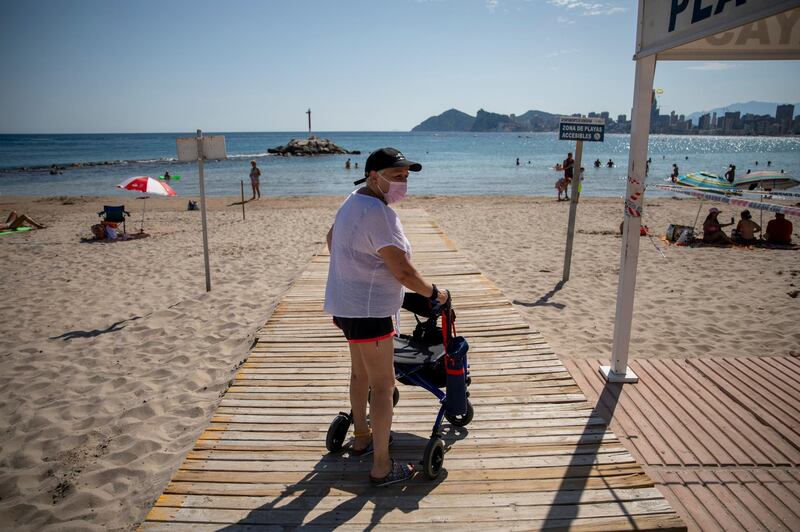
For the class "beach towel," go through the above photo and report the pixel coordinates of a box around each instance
[0,226,33,236]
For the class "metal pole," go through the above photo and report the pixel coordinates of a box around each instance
[562,140,583,282]
[140,195,147,233]
[603,54,656,383]
[197,129,211,292]
[241,180,246,221]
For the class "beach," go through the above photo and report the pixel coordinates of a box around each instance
[0,193,798,530]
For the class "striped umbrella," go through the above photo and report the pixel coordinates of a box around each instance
[675,171,736,193]
[117,175,177,196]
[733,171,800,191]
[116,176,177,232]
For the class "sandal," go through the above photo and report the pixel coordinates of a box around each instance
[369,459,414,487]
[350,433,394,457]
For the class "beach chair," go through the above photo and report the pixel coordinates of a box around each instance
[98,205,130,235]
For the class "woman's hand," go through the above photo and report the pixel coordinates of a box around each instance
[436,288,449,306]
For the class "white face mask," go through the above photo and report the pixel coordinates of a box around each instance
[378,171,408,204]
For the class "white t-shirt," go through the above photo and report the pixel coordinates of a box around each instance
[324,192,411,318]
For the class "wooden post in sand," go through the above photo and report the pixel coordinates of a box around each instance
[562,140,583,282]
[176,131,227,293]
[558,116,604,283]
[240,180,246,221]
[197,130,212,292]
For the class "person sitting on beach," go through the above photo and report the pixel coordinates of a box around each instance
[765,213,793,245]
[702,208,734,245]
[733,210,761,245]
[1,211,46,230]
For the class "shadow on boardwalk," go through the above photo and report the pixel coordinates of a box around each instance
[542,381,630,528]
[219,428,467,530]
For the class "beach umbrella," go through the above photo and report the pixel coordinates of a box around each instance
[674,171,736,193]
[116,176,176,232]
[733,171,799,191]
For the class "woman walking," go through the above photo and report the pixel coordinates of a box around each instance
[324,147,449,486]
[249,160,261,200]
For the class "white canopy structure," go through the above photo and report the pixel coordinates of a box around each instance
[606,0,800,382]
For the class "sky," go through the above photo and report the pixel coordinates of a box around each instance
[1,0,798,133]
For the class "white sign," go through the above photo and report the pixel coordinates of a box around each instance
[636,0,800,59]
[176,135,227,162]
[659,8,800,60]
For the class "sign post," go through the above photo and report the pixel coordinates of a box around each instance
[559,116,605,282]
[176,130,227,292]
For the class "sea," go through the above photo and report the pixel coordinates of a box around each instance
[0,132,798,198]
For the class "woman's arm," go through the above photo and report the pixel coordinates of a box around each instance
[379,245,448,304]
[326,225,333,252]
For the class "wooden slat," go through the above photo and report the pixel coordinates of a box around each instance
[141,209,681,530]
[565,357,800,532]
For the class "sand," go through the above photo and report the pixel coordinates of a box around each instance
[0,193,797,530]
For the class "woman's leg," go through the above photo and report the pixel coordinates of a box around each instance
[9,213,44,229]
[255,181,261,199]
[352,337,395,478]
[250,180,256,200]
[347,342,370,451]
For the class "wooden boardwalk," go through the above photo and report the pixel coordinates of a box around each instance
[141,210,683,530]
[566,358,800,531]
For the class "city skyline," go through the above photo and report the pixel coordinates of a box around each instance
[1,0,799,133]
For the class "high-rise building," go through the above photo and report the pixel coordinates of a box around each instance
[711,112,717,129]
[698,113,711,130]
[723,111,741,132]
[617,114,627,124]
[650,91,660,124]
[776,104,794,133]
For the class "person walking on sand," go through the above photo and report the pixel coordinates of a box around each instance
[324,147,449,487]
[249,160,261,200]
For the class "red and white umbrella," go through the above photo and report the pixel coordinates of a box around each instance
[117,175,177,196]
[116,176,177,233]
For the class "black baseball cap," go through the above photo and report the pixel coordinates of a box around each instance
[353,147,421,185]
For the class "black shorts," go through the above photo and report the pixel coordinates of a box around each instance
[333,316,395,344]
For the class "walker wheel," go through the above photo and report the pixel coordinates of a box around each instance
[325,413,351,452]
[445,400,474,427]
[367,387,400,407]
[422,437,445,479]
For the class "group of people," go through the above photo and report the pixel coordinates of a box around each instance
[592,158,614,168]
[702,207,793,246]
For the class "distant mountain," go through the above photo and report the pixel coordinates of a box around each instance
[686,101,800,124]
[411,109,475,132]
[411,108,562,132]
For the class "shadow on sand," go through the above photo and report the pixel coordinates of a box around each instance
[513,280,565,309]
